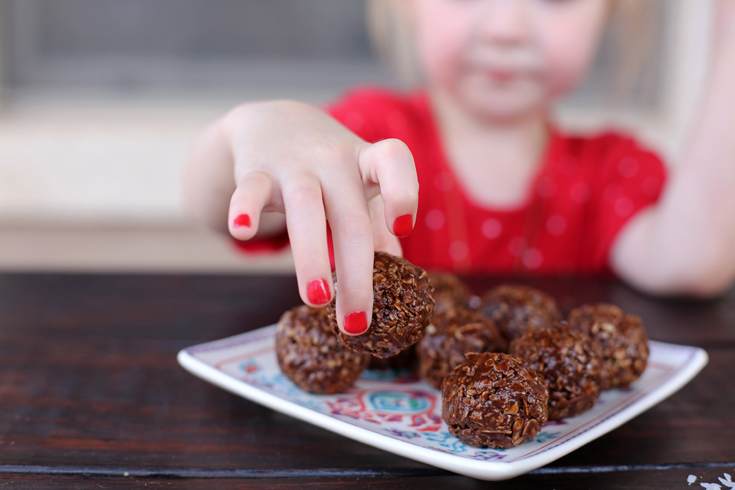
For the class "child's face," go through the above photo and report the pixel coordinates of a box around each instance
[411,0,611,121]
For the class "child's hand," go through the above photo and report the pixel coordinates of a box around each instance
[716,0,735,43]
[613,0,735,297]
[188,100,418,335]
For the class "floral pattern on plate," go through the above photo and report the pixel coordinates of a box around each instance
[179,325,707,480]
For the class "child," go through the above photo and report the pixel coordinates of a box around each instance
[184,0,735,336]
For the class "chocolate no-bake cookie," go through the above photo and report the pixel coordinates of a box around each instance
[428,272,473,313]
[479,285,561,342]
[509,323,603,420]
[327,251,435,358]
[567,303,649,390]
[417,305,507,389]
[367,344,417,370]
[442,353,548,449]
[276,305,370,394]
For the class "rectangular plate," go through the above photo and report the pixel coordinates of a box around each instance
[178,325,708,481]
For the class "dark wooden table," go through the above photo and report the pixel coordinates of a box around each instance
[1,273,733,489]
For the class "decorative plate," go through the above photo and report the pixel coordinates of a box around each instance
[177,325,707,481]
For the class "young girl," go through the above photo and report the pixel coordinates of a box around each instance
[184,0,735,336]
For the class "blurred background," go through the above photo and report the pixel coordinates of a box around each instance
[0,0,715,273]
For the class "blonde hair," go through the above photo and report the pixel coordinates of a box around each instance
[366,0,665,104]
[606,0,664,103]
[366,0,422,87]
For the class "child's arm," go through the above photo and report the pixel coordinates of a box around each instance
[611,0,735,297]
[183,100,418,332]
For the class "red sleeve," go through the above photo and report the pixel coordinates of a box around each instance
[581,134,667,273]
[231,230,290,254]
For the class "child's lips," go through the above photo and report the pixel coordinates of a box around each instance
[485,68,521,83]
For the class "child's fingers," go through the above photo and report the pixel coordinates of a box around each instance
[228,171,275,240]
[358,138,419,238]
[321,175,375,336]
[281,176,334,308]
[369,195,404,257]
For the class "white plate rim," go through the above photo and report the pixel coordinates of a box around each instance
[177,327,708,481]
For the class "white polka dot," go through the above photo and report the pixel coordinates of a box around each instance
[604,183,622,204]
[641,176,661,197]
[425,209,445,230]
[614,197,634,217]
[387,111,407,131]
[434,172,453,192]
[449,241,469,261]
[344,112,364,130]
[618,157,639,178]
[481,218,502,239]
[546,215,567,236]
[508,237,525,256]
[523,248,543,269]
[570,182,590,203]
[536,176,556,198]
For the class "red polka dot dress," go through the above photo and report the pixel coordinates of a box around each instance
[234,86,666,277]
[328,87,666,276]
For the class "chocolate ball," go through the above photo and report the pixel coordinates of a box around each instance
[442,353,548,449]
[428,272,473,313]
[567,303,649,390]
[327,251,434,358]
[480,285,561,342]
[367,344,417,370]
[418,305,507,389]
[276,305,370,394]
[509,323,603,420]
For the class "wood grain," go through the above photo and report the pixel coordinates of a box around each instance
[2,466,735,489]
[0,273,733,488]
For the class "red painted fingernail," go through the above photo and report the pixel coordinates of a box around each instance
[233,214,251,227]
[344,311,368,335]
[393,214,413,238]
[307,278,331,305]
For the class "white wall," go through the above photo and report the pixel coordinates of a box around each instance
[0,0,716,227]
[0,0,716,271]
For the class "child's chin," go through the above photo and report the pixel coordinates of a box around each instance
[460,85,546,121]
[468,98,545,122]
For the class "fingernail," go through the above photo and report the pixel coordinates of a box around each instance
[393,214,413,238]
[307,278,331,305]
[344,311,368,335]
[233,214,251,227]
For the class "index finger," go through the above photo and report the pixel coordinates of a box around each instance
[321,172,374,336]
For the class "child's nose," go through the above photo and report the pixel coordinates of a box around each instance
[477,0,531,46]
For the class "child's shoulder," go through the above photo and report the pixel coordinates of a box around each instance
[326,85,427,142]
[551,128,667,203]
[560,129,661,163]
[557,128,665,179]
